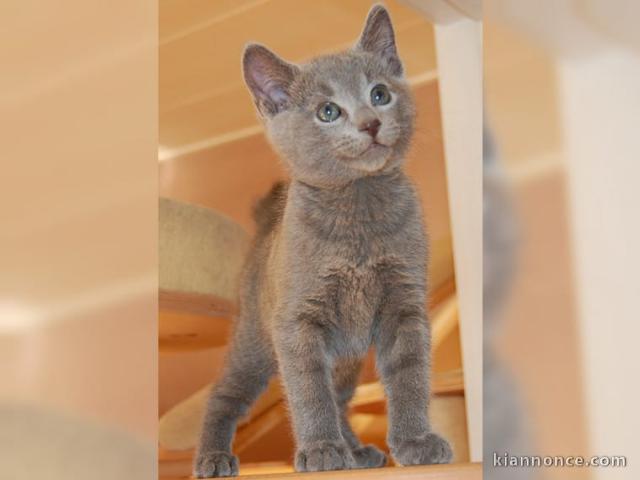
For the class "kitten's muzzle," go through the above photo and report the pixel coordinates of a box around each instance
[359,118,381,138]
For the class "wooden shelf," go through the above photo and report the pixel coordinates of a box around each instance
[160,463,481,480]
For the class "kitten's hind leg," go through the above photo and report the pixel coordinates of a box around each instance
[193,322,275,478]
[333,358,387,469]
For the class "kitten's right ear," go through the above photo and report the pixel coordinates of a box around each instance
[356,5,402,76]
[242,44,299,117]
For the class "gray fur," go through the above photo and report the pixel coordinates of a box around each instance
[483,127,533,480]
[194,5,451,477]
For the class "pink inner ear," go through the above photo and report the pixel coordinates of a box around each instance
[257,73,289,109]
[358,7,399,60]
[358,15,402,76]
[244,47,295,114]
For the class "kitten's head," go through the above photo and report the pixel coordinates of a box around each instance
[242,5,415,187]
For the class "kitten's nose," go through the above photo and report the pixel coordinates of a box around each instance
[359,118,381,138]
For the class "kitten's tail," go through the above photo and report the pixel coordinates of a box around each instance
[252,181,288,235]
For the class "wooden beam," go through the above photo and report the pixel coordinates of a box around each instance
[433,17,483,461]
[159,310,231,352]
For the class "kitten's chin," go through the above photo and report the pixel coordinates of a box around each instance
[345,144,391,173]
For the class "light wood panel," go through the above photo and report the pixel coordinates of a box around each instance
[403,0,482,23]
[484,22,562,166]
[159,310,230,352]
[159,0,437,150]
[160,462,481,480]
[160,0,264,43]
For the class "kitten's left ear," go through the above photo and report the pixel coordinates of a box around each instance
[243,44,299,117]
[356,5,403,76]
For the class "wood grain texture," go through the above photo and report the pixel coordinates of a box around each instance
[159,290,237,317]
[238,463,481,479]
[159,310,231,352]
[159,462,481,480]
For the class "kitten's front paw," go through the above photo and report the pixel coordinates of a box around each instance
[352,444,387,468]
[391,432,453,466]
[295,440,356,472]
[193,451,239,478]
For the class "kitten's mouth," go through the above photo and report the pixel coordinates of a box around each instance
[356,140,391,159]
[362,140,389,155]
[342,141,393,173]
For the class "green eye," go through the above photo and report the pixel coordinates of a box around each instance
[317,102,341,122]
[371,84,391,106]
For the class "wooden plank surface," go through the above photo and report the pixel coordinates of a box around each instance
[161,462,481,480]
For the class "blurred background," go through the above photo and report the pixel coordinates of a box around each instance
[1,1,157,479]
[484,1,640,479]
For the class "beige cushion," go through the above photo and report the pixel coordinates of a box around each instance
[159,197,249,315]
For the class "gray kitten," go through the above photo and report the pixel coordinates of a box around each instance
[194,6,452,477]
[483,127,534,480]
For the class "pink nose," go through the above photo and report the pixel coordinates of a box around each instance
[359,118,381,138]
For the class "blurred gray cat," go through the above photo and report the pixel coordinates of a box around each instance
[194,6,452,477]
[483,127,535,480]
